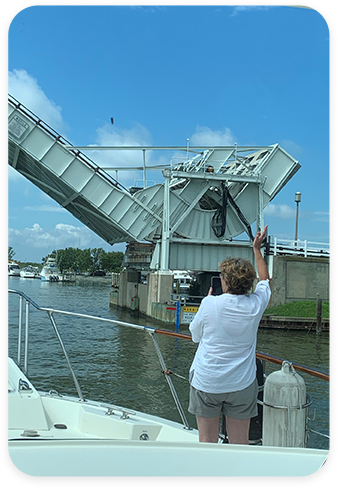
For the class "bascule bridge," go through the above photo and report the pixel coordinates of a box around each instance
[8,94,303,318]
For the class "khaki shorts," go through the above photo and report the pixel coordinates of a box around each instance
[188,379,258,420]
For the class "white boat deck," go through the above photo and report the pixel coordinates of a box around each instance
[8,357,328,476]
[8,358,198,444]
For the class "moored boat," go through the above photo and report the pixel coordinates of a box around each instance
[173,270,193,291]
[19,266,40,279]
[8,261,21,276]
[40,257,75,282]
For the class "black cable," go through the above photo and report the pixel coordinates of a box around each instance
[226,191,255,241]
[211,182,228,238]
[211,182,255,241]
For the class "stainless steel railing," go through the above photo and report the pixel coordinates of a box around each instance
[8,289,191,429]
[8,289,329,442]
[9,290,86,401]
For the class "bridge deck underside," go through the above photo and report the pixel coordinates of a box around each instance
[9,140,131,244]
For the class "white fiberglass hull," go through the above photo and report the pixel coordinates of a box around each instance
[20,272,36,278]
[8,358,328,477]
[9,439,328,477]
[40,271,75,282]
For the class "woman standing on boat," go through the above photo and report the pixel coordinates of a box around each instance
[188,225,271,444]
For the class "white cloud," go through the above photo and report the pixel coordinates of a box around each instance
[9,222,103,251]
[8,222,126,261]
[8,69,67,134]
[7,69,238,189]
[86,124,238,187]
[7,69,156,188]
[96,123,152,148]
[84,122,156,187]
[264,205,330,225]
[312,211,329,223]
[190,125,236,146]
[90,124,238,187]
[24,205,66,213]
[230,6,272,17]
[264,203,295,219]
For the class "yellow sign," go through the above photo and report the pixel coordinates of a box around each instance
[183,306,199,313]
[181,306,199,324]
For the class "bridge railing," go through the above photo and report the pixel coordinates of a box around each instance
[269,238,329,257]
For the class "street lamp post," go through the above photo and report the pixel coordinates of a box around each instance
[294,191,301,245]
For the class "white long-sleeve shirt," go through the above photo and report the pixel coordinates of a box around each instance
[189,279,271,393]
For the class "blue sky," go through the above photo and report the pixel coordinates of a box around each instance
[7,4,330,263]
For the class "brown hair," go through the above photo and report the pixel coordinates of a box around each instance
[219,258,256,295]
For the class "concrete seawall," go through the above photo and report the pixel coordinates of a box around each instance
[110,290,177,324]
[108,254,329,330]
[259,316,329,332]
[110,291,329,332]
[269,255,329,307]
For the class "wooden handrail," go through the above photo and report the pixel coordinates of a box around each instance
[154,328,329,382]
[255,351,329,382]
[154,328,192,341]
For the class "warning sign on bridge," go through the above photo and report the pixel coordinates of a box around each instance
[181,306,199,324]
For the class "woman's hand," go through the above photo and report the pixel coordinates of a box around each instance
[253,225,270,280]
[253,225,268,250]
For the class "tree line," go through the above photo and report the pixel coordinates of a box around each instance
[47,247,124,273]
[8,246,16,261]
[9,246,124,274]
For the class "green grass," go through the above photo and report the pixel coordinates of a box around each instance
[264,301,329,319]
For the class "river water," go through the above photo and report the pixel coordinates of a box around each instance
[8,276,329,449]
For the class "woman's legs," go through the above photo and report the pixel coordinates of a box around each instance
[196,415,220,443]
[191,382,255,444]
[225,417,250,445]
[196,415,251,444]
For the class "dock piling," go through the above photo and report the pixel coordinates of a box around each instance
[316,296,322,334]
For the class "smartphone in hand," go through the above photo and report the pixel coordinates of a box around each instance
[211,276,222,295]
